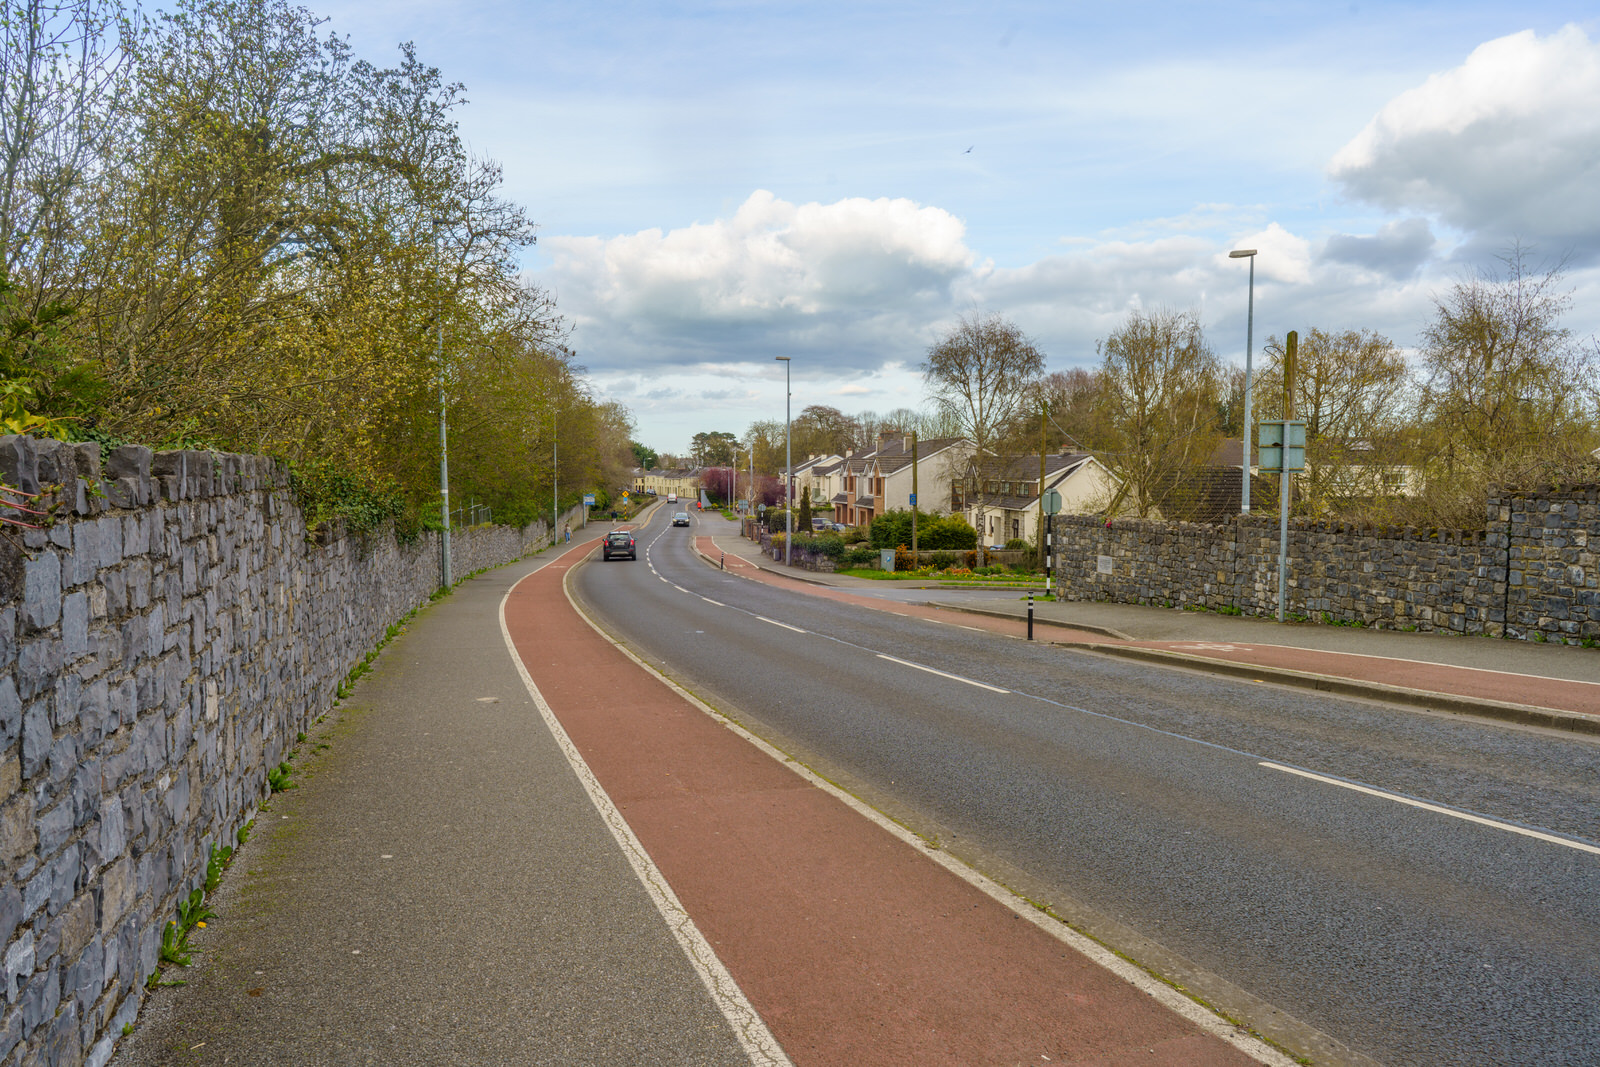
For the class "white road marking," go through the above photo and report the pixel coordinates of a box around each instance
[500,577,791,1067]
[672,584,690,594]
[702,598,725,607]
[570,580,1295,1067]
[755,616,806,633]
[1259,762,1600,856]
[876,654,1009,694]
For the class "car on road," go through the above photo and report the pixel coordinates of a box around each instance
[601,531,636,560]
[672,511,691,526]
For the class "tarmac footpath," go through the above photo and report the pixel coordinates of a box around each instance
[112,535,757,1067]
[507,542,1282,1065]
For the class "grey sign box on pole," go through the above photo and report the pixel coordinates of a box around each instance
[1257,420,1306,472]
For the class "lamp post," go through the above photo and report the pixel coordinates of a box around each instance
[433,221,452,589]
[1229,248,1258,514]
[775,356,792,566]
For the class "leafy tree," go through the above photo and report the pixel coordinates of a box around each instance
[798,485,812,530]
[1419,250,1596,468]
[1095,307,1222,518]
[690,430,737,466]
[631,441,658,468]
[1256,328,1411,516]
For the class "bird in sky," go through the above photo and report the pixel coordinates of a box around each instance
[964,145,973,153]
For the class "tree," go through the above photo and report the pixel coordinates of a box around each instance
[1095,307,1222,518]
[631,441,658,469]
[1420,250,1596,469]
[798,485,812,530]
[690,430,737,467]
[923,311,1046,542]
[1034,367,1115,454]
[790,404,860,457]
[1256,328,1411,516]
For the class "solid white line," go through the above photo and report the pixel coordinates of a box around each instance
[566,578,1294,1067]
[1259,762,1600,856]
[876,653,1010,694]
[755,615,806,633]
[500,574,791,1067]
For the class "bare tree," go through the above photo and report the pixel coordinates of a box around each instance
[1256,328,1411,516]
[923,311,1046,543]
[1096,307,1222,518]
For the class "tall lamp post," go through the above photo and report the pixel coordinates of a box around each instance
[775,356,792,566]
[433,221,452,589]
[1229,248,1258,513]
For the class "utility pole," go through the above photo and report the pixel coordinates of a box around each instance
[1039,407,1047,571]
[1277,331,1297,622]
[910,432,919,556]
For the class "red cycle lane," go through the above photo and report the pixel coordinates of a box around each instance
[504,546,1269,1066]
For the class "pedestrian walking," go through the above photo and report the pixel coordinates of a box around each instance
[564,523,571,543]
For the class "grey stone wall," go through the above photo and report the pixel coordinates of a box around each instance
[1050,485,1600,643]
[0,435,579,1065]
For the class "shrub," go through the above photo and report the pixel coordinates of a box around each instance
[928,550,957,569]
[894,544,915,571]
[843,546,879,568]
[811,533,845,559]
[923,515,978,550]
[1004,538,1032,551]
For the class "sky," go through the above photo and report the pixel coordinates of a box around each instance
[316,1,1600,456]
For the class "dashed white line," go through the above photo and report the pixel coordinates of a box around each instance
[876,654,1009,694]
[755,616,806,633]
[1259,762,1600,856]
[702,598,725,607]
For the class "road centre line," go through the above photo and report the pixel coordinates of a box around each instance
[675,534,1600,856]
[701,598,725,607]
[1259,762,1600,856]
[876,653,1010,694]
[755,616,806,633]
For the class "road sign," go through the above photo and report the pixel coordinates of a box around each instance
[1257,420,1306,472]
[908,492,917,506]
[583,493,596,506]
[1041,489,1062,515]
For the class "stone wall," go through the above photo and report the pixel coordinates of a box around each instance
[1049,485,1600,643]
[0,435,581,1065]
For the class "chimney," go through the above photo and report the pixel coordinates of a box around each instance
[877,430,894,448]
[903,435,913,453]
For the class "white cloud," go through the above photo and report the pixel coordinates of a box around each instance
[544,190,973,371]
[1328,25,1600,261]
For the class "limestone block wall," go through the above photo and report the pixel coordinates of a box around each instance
[0,435,579,1065]
[1051,485,1600,642]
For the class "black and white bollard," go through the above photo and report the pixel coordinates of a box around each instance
[1027,592,1035,641]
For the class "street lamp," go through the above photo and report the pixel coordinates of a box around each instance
[1229,248,1258,514]
[433,221,452,588]
[775,356,792,566]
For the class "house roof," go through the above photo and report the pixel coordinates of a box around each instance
[862,436,966,475]
[965,453,1110,510]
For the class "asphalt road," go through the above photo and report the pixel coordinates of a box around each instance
[576,508,1600,1067]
